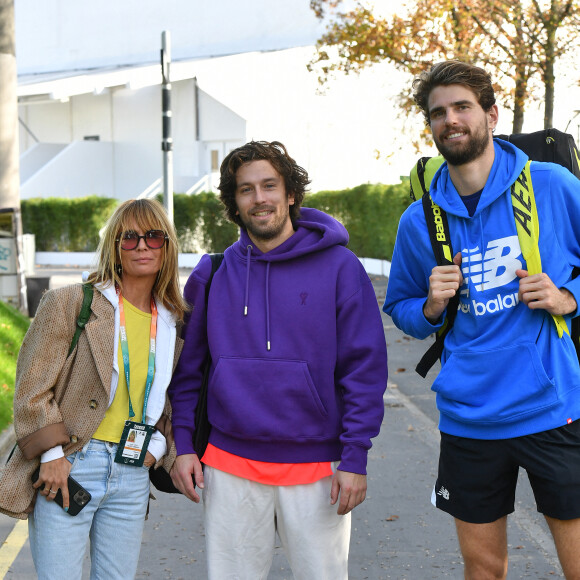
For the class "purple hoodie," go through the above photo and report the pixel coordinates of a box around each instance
[169,207,388,475]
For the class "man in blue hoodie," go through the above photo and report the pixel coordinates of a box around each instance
[384,60,580,578]
[169,141,388,579]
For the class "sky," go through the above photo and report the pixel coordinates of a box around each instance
[187,47,428,190]
[187,44,580,190]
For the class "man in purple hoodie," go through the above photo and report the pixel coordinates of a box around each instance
[168,141,388,579]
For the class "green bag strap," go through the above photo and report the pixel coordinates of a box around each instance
[511,161,569,338]
[568,137,580,175]
[410,155,445,201]
[68,283,94,357]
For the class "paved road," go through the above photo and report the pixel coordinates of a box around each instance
[0,269,565,578]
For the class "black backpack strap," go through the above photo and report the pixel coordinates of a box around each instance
[68,283,94,357]
[194,253,225,461]
[149,254,225,493]
[410,157,431,201]
[416,195,458,378]
[205,253,225,303]
[421,193,454,266]
[416,293,460,378]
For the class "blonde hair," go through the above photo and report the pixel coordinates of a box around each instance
[86,199,188,321]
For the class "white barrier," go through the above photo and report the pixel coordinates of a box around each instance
[358,257,391,278]
[36,252,391,277]
[35,252,97,267]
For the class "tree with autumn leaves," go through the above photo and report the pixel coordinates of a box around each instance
[310,0,580,134]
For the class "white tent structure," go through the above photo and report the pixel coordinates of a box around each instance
[18,62,246,200]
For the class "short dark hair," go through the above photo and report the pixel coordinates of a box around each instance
[218,141,311,227]
[413,60,496,125]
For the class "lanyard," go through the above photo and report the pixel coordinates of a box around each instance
[118,291,158,420]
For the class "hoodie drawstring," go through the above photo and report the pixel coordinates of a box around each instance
[243,244,272,351]
[244,245,252,316]
[478,214,484,291]
[265,262,271,351]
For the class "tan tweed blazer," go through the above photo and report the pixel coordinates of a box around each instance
[0,284,183,519]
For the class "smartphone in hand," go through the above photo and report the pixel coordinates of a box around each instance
[31,467,91,516]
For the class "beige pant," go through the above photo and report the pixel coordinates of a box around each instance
[203,464,351,580]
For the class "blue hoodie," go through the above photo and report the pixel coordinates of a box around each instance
[384,139,580,439]
[169,207,388,475]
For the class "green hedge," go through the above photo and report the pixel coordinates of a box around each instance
[22,196,118,251]
[20,185,413,260]
[169,193,239,253]
[305,182,411,261]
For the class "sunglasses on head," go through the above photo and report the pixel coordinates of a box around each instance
[117,230,168,251]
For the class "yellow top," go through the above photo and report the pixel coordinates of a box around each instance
[93,298,151,443]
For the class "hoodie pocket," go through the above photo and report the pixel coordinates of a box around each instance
[434,342,557,424]
[209,357,330,440]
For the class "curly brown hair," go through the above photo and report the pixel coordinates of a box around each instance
[413,60,496,125]
[218,141,311,228]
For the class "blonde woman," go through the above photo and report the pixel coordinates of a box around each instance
[0,199,187,579]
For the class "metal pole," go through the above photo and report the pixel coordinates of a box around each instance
[0,0,27,314]
[161,30,173,222]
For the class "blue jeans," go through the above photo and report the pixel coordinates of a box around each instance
[28,439,150,580]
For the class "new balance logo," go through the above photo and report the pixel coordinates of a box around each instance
[462,235,521,291]
[437,486,450,500]
[471,292,519,316]
[456,235,523,317]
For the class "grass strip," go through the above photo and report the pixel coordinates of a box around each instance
[0,302,31,433]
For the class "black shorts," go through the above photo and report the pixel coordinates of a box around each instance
[434,419,580,523]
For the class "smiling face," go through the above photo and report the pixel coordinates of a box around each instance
[234,159,296,252]
[428,84,498,166]
[118,222,165,283]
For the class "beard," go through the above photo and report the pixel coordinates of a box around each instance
[434,119,491,166]
[239,205,293,243]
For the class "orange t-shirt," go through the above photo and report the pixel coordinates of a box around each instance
[202,444,333,485]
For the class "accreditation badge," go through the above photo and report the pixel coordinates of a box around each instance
[114,421,154,467]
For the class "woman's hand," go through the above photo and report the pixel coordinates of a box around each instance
[32,457,72,510]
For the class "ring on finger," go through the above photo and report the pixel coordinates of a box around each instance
[49,489,57,494]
